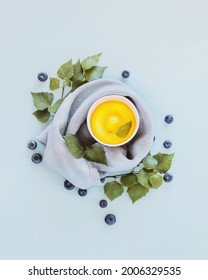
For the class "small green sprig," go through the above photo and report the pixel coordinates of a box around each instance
[31,53,107,123]
[64,134,108,166]
[104,153,174,204]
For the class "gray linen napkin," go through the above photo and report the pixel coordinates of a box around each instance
[38,79,154,189]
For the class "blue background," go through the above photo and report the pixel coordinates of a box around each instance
[0,0,208,259]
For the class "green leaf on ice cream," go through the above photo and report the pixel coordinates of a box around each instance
[116,121,132,138]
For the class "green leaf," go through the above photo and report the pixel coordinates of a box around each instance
[48,99,63,114]
[116,121,132,138]
[104,181,124,201]
[31,92,54,111]
[57,59,74,79]
[64,78,72,87]
[136,169,157,188]
[150,174,163,189]
[82,53,102,70]
[72,59,84,81]
[85,66,107,81]
[49,77,60,90]
[121,174,137,187]
[142,155,158,170]
[32,109,50,123]
[153,153,174,173]
[127,183,149,204]
[64,134,85,159]
[71,80,87,92]
[84,145,108,166]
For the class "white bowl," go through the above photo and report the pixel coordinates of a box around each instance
[87,95,140,147]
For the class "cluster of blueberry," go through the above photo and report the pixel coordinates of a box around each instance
[163,114,174,183]
[27,139,115,225]
[64,179,116,225]
[64,180,88,197]
[38,71,131,82]
[163,115,173,150]
[27,140,42,164]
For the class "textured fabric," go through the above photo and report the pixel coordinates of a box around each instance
[38,79,154,189]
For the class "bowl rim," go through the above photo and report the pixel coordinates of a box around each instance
[87,95,140,147]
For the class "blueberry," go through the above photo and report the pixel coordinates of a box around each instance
[105,214,116,225]
[37,72,48,82]
[27,140,37,150]
[99,199,108,208]
[165,114,174,124]
[31,153,42,164]
[163,140,172,149]
[78,189,87,197]
[121,70,130,79]
[64,180,75,190]
[163,173,173,183]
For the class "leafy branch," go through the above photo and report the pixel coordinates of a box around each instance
[63,131,174,204]
[103,153,174,204]
[31,53,107,123]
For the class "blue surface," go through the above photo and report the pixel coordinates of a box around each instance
[0,0,208,259]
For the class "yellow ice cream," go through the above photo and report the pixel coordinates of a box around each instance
[90,100,137,145]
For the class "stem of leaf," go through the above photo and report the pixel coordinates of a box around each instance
[61,85,65,99]
[64,90,71,98]
[105,170,141,180]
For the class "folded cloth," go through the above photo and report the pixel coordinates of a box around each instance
[38,79,154,189]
